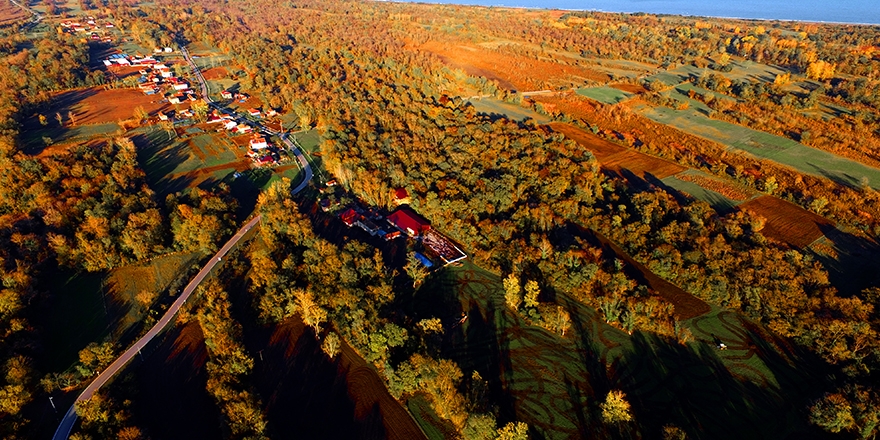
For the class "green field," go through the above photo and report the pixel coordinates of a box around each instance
[666,83,736,116]
[22,122,121,151]
[469,98,551,124]
[640,105,880,190]
[413,260,818,439]
[406,395,452,440]
[575,86,633,104]
[37,252,198,373]
[207,78,238,96]
[135,128,243,194]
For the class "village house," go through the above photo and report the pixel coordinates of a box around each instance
[221,90,234,100]
[340,208,359,227]
[248,108,261,118]
[249,135,269,150]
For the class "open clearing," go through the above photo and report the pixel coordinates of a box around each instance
[738,196,832,248]
[34,87,175,125]
[469,98,550,123]
[105,252,201,335]
[419,260,818,439]
[420,40,608,92]
[0,0,26,24]
[575,86,633,105]
[134,128,248,195]
[639,104,880,190]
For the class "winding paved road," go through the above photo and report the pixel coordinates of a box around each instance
[53,45,313,440]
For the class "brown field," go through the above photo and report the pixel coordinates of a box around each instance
[44,87,176,125]
[600,150,687,179]
[0,0,26,24]
[201,66,229,80]
[677,173,754,201]
[609,83,648,94]
[739,196,832,248]
[263,317,427,440]
[550,122,685,179]
[420,40,609,92]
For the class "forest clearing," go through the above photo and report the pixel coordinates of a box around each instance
[419,40,609,91]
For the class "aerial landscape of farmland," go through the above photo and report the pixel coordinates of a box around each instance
[0,0,879,439]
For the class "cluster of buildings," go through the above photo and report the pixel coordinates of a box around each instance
[333,187,467,268]
[244,134,283,166]
[59,17,114,41]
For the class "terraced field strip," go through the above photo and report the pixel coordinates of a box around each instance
[575,86,633,105]
[640,105,880,190]
[662,169,757,212]
[469,98,551,123]
[738,195,832,248]
[549,122,686,180]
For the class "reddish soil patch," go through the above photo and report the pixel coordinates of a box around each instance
[738,196,831,248]
[601,150,687,179]
[610,83,648,94]
[260,317,427,440]
[0,0,26,24]
[229,134,254,148]
[201,67,229,80]
[43,87,175,125]
[550,122,685,179]
[421,40,608,92]
[549,122,625,158]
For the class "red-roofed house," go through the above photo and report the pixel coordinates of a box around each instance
[387,208,431,237]
[340,208,359,227]
[249,136,268,150]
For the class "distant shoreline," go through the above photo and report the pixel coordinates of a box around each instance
[385,0,880,26]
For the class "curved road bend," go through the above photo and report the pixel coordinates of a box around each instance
[55,44,316,440]
[52,215,262,440]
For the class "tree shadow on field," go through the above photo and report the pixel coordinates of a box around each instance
[812,224,880,297]
[256,318,386,440]
[411,267,520,426]
[131,132,194,196]
[614,331,828,440]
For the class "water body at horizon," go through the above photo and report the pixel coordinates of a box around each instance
[407,0,880,25]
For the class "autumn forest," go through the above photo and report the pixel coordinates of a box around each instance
[1,0,880,439]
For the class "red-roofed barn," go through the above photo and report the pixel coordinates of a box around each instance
[387,208,430,237]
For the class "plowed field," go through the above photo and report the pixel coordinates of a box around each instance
[45,87,176,125]
[739,196,831,248]
[549,122,685,179]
